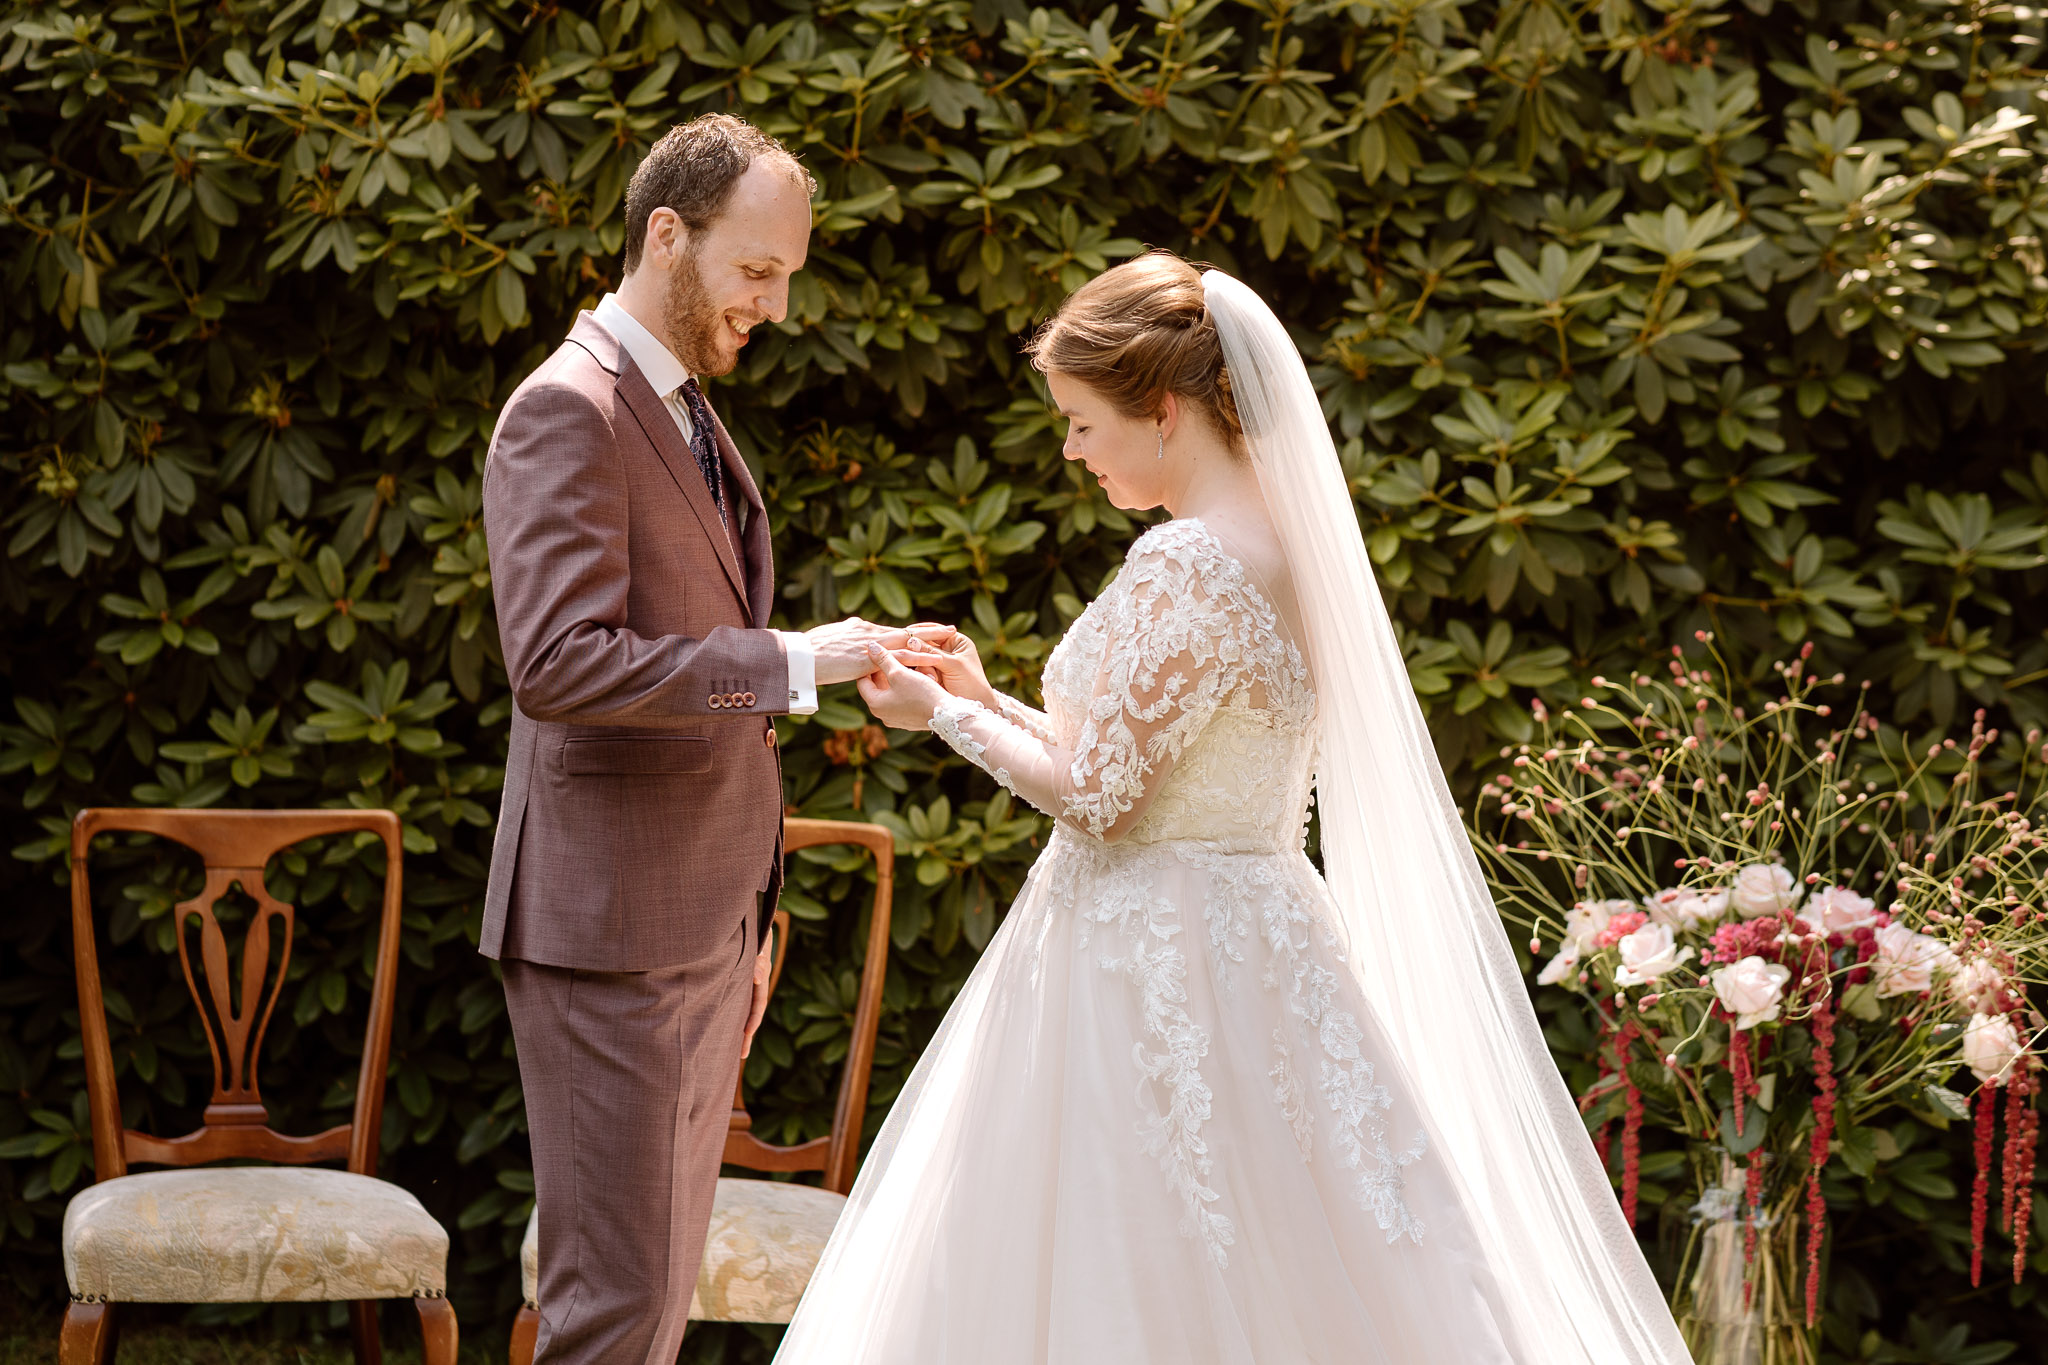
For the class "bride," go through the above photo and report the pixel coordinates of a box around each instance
[773,253,1693,1363]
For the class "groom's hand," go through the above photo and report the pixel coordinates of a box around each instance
[805,617,957,686]
[740,924,773,1060]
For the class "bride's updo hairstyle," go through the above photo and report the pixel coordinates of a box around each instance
[1024,250,1245,453]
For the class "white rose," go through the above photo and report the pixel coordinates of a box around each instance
[1537,941,1582,986]
[1647,886,1731,931]
[1961,1012,2023,1084]
[1870,922,1961,999]
[1711,955,1792,1030]
[1614,922,1696,986]
[1562,898,1636,953]
[1731,864,1801,920]
[1949,957,2007,1014]
[1797,884,1878,935]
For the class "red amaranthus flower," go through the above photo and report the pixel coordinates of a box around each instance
[1973,1078,1998,1287]
[2004,1059,2023,1238]
[1704,916,1784,967]
[1616,1017,1643,1227]
[1744,1151,1767,1307]
[1804,993,1836,1327]
[2010,1056,2039,1285]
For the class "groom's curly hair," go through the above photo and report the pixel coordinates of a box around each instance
[1024,249,1244,450]
[622,114,815,275]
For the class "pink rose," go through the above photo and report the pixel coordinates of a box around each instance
[1537,942,1581,986]
[1562,898,1636,953]
[1614,922,1696,986]
[1711,955,1792,1029]
[1797,885,1878,935]
[1731,863,1800,919]
[1961,1012,2023,1084]
[1647,886,1731,931]
[1870,922,1960,999]
[1949,957,2008,1014]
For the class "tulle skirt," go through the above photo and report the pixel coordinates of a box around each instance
[773,830,1529,1364]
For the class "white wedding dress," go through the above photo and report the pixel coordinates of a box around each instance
[773,517,1526,1363]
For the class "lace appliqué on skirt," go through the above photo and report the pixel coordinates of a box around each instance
[1051,839,1428,1262]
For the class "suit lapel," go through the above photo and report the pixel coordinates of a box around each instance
[710,413,776,627]
[612,362,751,616]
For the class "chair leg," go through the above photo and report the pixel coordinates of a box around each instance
[347,1299,383,1365]
[416,1296,459,1365]
[509,1304,540,1365]
[59,1301,116,1365]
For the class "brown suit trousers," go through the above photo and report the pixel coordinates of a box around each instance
[482,312,788,1363]
[503,910,754,1364]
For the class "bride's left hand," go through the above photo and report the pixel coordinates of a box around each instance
[856,643,952,731]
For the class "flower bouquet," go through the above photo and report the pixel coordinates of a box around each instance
[1475,636,2045,1365]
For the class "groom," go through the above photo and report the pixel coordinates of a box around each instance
[481,114,913,1363]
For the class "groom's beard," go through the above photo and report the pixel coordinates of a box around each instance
[661,247,733,378]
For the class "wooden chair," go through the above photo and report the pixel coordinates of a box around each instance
[60,809,457,1365]
[510,816,895,1361]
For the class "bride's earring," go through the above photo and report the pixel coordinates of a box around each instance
[1155,429,1165,461]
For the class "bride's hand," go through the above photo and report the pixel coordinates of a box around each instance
[856,644,953,731]
[896,633,1000,710]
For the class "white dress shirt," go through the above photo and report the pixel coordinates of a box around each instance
[592,293,816,715]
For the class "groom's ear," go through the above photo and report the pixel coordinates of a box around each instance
[639,207,686,272]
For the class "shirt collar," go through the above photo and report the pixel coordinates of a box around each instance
[593,293,691,398]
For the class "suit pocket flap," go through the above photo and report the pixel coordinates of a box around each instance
[561,735,713,775]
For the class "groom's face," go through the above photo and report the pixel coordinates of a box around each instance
[653,158,812,377]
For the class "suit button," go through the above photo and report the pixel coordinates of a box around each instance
[764,724,777,749]
[742,691,757,707]
[708,695,723,709]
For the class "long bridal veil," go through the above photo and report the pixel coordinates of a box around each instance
[1202,269,1693,1364]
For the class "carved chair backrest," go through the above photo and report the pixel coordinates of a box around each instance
[68,808,405,1183]
[724,817,895,1196]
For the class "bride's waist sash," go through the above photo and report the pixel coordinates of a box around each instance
[1044,825,1313,865]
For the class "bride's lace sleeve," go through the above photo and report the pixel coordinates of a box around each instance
[993,692,1058,745]
[928,531,1250,844]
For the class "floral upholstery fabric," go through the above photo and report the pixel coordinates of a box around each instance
[63,1167,449,1303]
[521,1177,846,1323]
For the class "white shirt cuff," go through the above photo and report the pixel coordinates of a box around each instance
[774,630,818,715]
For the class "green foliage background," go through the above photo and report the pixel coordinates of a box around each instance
[3,0,2047,1353]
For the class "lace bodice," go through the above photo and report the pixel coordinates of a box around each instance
[932,519,1318,853]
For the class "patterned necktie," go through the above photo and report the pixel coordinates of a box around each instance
[674,377,726,526]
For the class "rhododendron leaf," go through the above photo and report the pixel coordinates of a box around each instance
[1922,1084,1970,1122]
[1720,1102,1769,1156]
[1837,1123,1880,1178]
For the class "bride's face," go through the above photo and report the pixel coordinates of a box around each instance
[1046,372,1170,511]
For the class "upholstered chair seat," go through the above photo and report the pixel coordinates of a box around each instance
[64,1166,449,1305]
[520,1177,846,1324]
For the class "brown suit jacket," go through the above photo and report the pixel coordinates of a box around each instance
[480,312,788,971]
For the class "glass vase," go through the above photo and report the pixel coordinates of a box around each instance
[1673,1154,1818,1365]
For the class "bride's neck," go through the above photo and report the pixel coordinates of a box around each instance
[1164,430,1264,523]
